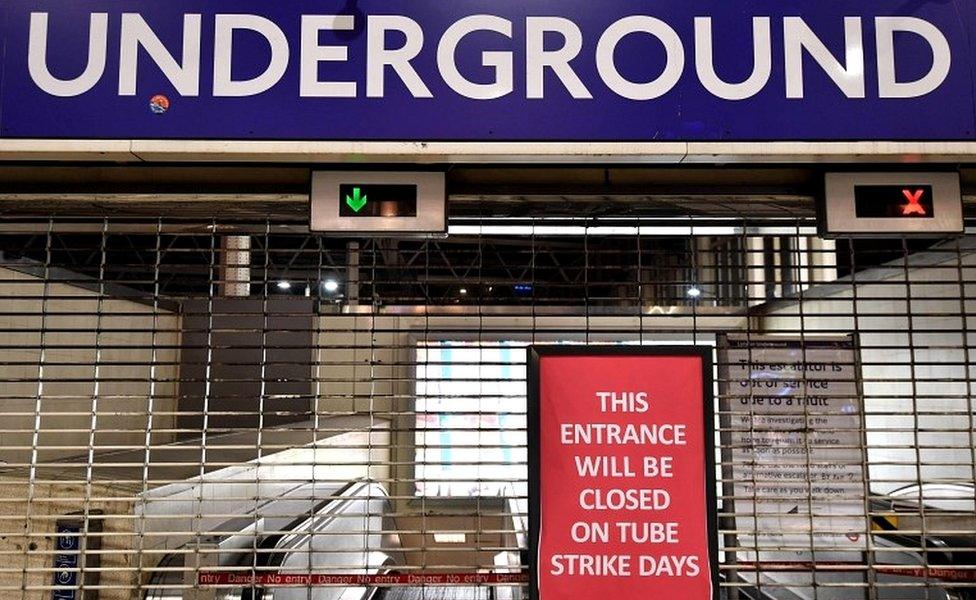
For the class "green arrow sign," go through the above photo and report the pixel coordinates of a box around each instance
[345,187,368,213]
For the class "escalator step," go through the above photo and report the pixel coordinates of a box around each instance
[376,587,491,600]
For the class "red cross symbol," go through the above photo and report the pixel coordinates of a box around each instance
[901,189,927,216]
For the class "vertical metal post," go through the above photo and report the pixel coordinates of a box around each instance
[809,237,839,284]
[746,236,766,307]
[771,237,784,298]
[696,237,715,305]
[219,235,251,297]
[794,235,810,293]
[346,241,360,306]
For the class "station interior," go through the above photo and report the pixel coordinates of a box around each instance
[0,164,974,600]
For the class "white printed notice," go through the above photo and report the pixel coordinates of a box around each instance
[720,335,866,553]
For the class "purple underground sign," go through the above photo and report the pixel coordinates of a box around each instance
[0,0,974,141]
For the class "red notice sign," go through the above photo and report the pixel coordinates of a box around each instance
[528,347,718,600]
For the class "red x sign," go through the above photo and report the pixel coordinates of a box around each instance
[901,189,927,216]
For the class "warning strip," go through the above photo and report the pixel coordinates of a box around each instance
[197,572,529,587]
[871,514,900,531]
[197,564,976,587]
[735,562,976,583]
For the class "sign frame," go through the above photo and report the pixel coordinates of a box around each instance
[310,171,446,235]
[527,345,720,600]
[819,172,964,238]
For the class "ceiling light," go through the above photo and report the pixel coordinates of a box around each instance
[323,279,339,293]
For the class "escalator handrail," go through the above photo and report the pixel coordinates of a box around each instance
[243,480,391,600]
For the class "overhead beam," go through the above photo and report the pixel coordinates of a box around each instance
[4,140,976,164]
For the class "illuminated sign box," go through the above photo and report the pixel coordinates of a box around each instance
[336,184,418,218]
[821,172,963,238]
[311,172,445,234]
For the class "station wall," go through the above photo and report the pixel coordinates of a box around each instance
[0,266,180,466]
[761,239,976,493]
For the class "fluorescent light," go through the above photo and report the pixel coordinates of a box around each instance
[276,281,291,290]
[447,225,818,236]
[686,287,702,298]
[459,288,468,295]
[433,533,466,543]
[323,279,339,293]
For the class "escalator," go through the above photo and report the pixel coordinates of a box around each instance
[144,480,403,600]
[870,484,976,600]
[724,484,976,600]
[146,479,974,599]
[143,477,525,600]
[375,589,490,600]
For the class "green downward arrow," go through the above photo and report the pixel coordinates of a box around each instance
[345,187,368,213]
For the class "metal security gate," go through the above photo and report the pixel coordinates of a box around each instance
[0,204,973,599]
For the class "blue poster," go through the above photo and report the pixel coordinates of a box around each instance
[52,522,81,600]
[0,0,973,141]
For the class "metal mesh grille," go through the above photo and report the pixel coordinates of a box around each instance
[0,211,973,600]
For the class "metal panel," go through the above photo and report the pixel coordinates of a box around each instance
[0,207,972,600]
